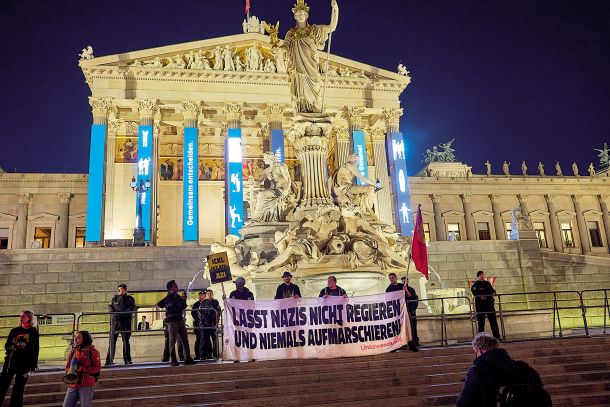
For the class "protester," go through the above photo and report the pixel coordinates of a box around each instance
[319,275,348,298]
[385,274,418,352]
[157,280,196,366]
[137,316,150,331]
[161,319,184,363]
[0,310,39,407]
[62,331,101,407]
[401,276,420,347]
[229,277,255,300]
[191,291,206,360]
[198,289,221,360]
[274,271,302,299]
[457,332,551,407]
[471,271,501,339]
[105,284,136,366]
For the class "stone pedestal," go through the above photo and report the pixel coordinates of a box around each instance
[239,222,290,264]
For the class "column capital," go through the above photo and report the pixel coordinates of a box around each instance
[460,193,472,203]
[334,126,350,142]
[571,194,582,202]
[544,194,555,203]
[136,99,159,119]
[181,100,202,128]
[223,102,244,122]
[381,108,404,129]
[517,193,528,203]
[88,97,115,124]
[258,123,270,139]
[18,193,32,205]
[262,104,286,123]
[342,106,366,127]
[597,194,608,204]
[58,193,73,204]
[430,193,442,203]
[368,127,386,143]
[489,193,500,203]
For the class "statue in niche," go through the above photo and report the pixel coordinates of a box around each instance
[521,160,527,176]
[555,161,563,176]
[223,46,235,71]
[234,54,246,71]
[251,152,298,222]
[588,163,595,177]
[538,161,545,176]
[246,43,263,71]
[264,58,276,73]
[213,47,223,70]
[502,161,510,176]
[572,162,579,176]
[485,160,491,176]
[330,153,378,217]
[281,0,339,113]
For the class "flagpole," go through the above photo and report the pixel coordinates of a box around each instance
[321,1,335,111]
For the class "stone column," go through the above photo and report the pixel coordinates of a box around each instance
[597,194,610,252]
[371,127,393,225]
[55,193,72,248]
[545,194,564,253]
[383,108,405,230]
[136,99,159,243]
[334,125,350,166]
[489,194,506,240]
[181,101,201,245]
[382,108,403,134]
[430,193,445,241]
[85,97,113,246]
[572,194,591,254]
[13,193,32,249]
[460,193,476,240]
[263,104,286,160]
[344,106,365,134]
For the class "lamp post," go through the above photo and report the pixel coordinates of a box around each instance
[131,177,150,246]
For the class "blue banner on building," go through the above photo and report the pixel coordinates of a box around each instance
[85,124,107,243]
[271,129,285,163]
[352,130,369,185]
[387,132,413,236]
[137,125,153,241]
[226,128,244,235]
[183,127,199,242]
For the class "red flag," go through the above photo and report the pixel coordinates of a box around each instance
[411,205,429,279]
[245,0,251,14]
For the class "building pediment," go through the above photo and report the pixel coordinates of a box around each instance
[0,212,17,221]
[79,33,409,87]
[556,209,576,217]
[582,209,603,217]
[27,212,59,221]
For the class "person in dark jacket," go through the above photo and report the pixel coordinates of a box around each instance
[198,289,222,360]
[385,274,418,352]
[157,280,195,366]
[105,284,136,366]
[0,310,39,407]
[62,331,101,407]
[457,333,516,407]
[274,271,302,300]
[471,271,501,339]
[191,291,206,360]
[228,277,254,300]
[319,276,347,298]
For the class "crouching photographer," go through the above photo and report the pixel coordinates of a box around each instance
[62,331,101,407]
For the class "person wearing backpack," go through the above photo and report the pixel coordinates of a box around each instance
[62,331,101,407]
[456,332,551,407]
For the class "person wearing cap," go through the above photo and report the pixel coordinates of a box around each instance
[191,290,207,360]
[229,277,254,300]
[319,276,347,298]
[274,271,302,300]
[157,280,196,366]
[105,283,136,366]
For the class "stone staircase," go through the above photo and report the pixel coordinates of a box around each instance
[6,336,610,406]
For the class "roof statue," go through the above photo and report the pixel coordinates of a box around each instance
[263,21,281,48]
[242,15,267,34]
[282,0,339,113]
[538,161,545,176]
[0,167,5,174]
[503,161,510,176]
[521,160,527,176]
[485,160,491,176]
[595,143,610,168]
[79,46,94,60]
[572,162,579,176]
[588,163,595,177]
[397,63,411,78]
[555,161,563,176]
[422,139,457,164]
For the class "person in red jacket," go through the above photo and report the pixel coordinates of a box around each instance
[62,331,101,407]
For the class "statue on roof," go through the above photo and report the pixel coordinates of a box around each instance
[282,0,339,113]
[422,139,457,164]
[595,143,610,168]
[79,46,94,60]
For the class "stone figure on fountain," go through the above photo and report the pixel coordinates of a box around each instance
[251,152,298,223]
[330,153,378,217]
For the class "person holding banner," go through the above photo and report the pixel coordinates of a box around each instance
[274,271,302,299]
[319,275,347,298]
[229,277,255,300]
[385,274,418,352]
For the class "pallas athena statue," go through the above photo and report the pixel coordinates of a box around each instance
[282,0,339,113]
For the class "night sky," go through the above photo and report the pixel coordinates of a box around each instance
[0,0,608,176]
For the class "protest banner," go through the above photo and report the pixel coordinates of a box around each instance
[223,290,410,361]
